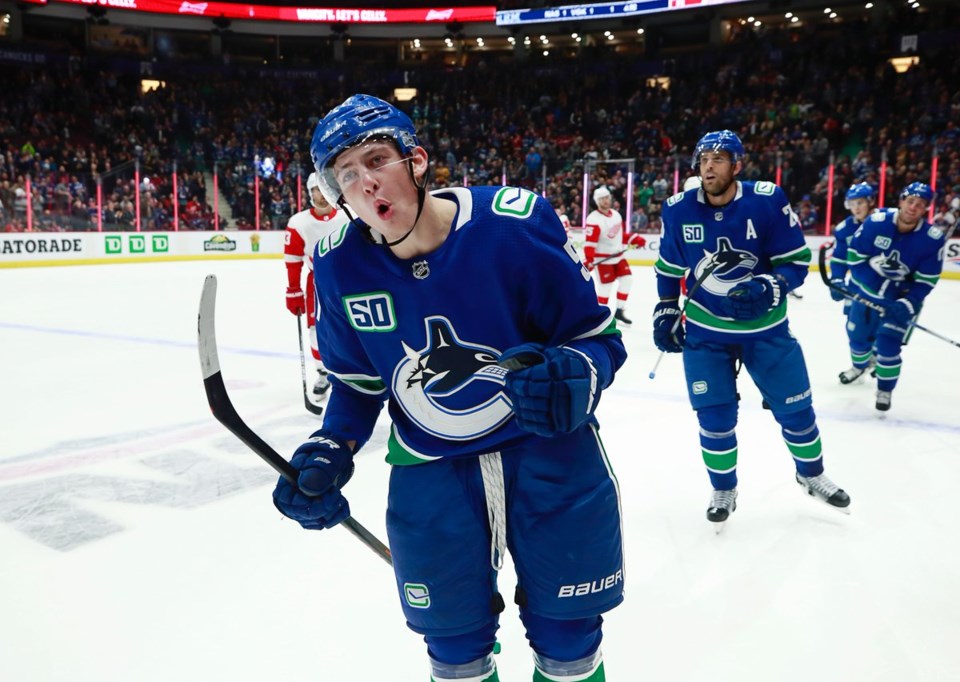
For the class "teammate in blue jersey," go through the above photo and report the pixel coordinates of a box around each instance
[652,130,851,531]
[271,95,627,682]
[844,182,945,411]
[830,183,878,384]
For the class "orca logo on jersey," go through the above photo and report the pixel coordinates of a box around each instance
[392,317,513,440]
[695,236,758,295]
[868,249,911,282]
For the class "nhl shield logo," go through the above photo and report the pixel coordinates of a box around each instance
[412,260,430,280]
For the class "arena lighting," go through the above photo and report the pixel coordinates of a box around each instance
[393,87,417,101]
[888,55,920,72]
[140,78,164,93]
[45,0,496,24]
[497,0,757,26]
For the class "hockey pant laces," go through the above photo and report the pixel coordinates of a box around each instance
[478,452,506,571]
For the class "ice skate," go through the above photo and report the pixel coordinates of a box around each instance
[838,366,867,384]
[313,368,331,397]
[875,390,892,412]
[706,488,737,533]
[795,473,850,513]
[614,309,632,326]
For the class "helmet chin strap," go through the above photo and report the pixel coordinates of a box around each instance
[340,158,429,249]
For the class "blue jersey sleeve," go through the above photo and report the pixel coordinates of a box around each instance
[654,191,688,299]
[764,185,810,292]
[830,218,855,282]
[313,242,387,452]
[503,195,626,385]
[904,228,945,308]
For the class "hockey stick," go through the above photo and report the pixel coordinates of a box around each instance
[296,315,325,416]
[593,249,629,266]
[198,275,393,566]
[648,260,721,380]
[817,243,960,348]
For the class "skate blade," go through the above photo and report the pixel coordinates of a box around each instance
[710,520,727,534]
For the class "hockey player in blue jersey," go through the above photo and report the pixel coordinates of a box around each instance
[830,183,878,384]
[271,95,627,682]
[652,130,850,531]
[844,181,945,411]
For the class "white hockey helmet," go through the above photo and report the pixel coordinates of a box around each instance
[593,186,611,203]
[306,172,327,209]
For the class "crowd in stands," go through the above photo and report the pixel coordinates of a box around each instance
[1,4,958,237]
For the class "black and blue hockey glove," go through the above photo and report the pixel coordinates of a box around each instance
[500,343,598,437]
[723,274,783,320]
[652,300,684,353]
[879,298,915,338]
[273,431,354,530]
[829,279,846,302]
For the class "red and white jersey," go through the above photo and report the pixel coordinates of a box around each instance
[284,207,350,272]
[584,208,626,261]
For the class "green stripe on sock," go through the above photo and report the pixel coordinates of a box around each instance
[702,447,737,472]
[851,350,872,364]
[785,436,822,460]
[874,364,901,379]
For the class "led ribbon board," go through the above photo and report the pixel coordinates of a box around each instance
[497,0,749,26]
[45,0,496,23]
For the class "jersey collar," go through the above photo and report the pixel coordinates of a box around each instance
[696,181,743,208]
[310,207,338,221]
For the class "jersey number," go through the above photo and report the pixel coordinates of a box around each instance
[564,238,591,281]
[683,224,704,243]
[343,292,397,332]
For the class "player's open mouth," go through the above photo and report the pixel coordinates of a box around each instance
[375,199,391,217]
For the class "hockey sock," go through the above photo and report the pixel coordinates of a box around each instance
[697,404,738,491]
[849,346,873,370]
[873,355,901,392]
[616,274,632,299]
[430,654,498,682]
[521,612,602,663]
[777,407,823,478]
[596,281,613,307]
[533,650,604,682]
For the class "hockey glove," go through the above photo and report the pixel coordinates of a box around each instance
[879,298,915,339]
[829,279,846,302]
[286,286,306,316]
[652,301,685,353]
[273,431,354,530]
[627,233,647,249]
[500,343,598,437]
[723,274,783,320]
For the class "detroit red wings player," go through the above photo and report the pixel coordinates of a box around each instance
[284,172,352,397]
[583,185,645,325]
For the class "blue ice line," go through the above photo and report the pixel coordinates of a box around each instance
[0,321,294,359]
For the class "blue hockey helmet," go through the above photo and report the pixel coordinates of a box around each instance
[899,181,933,204]
[845,182,876,202]
[844,182,876,210]
[310,94,420,204]
[692,130,745,169]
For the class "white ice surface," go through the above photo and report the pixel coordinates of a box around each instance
[1,260,958,682]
